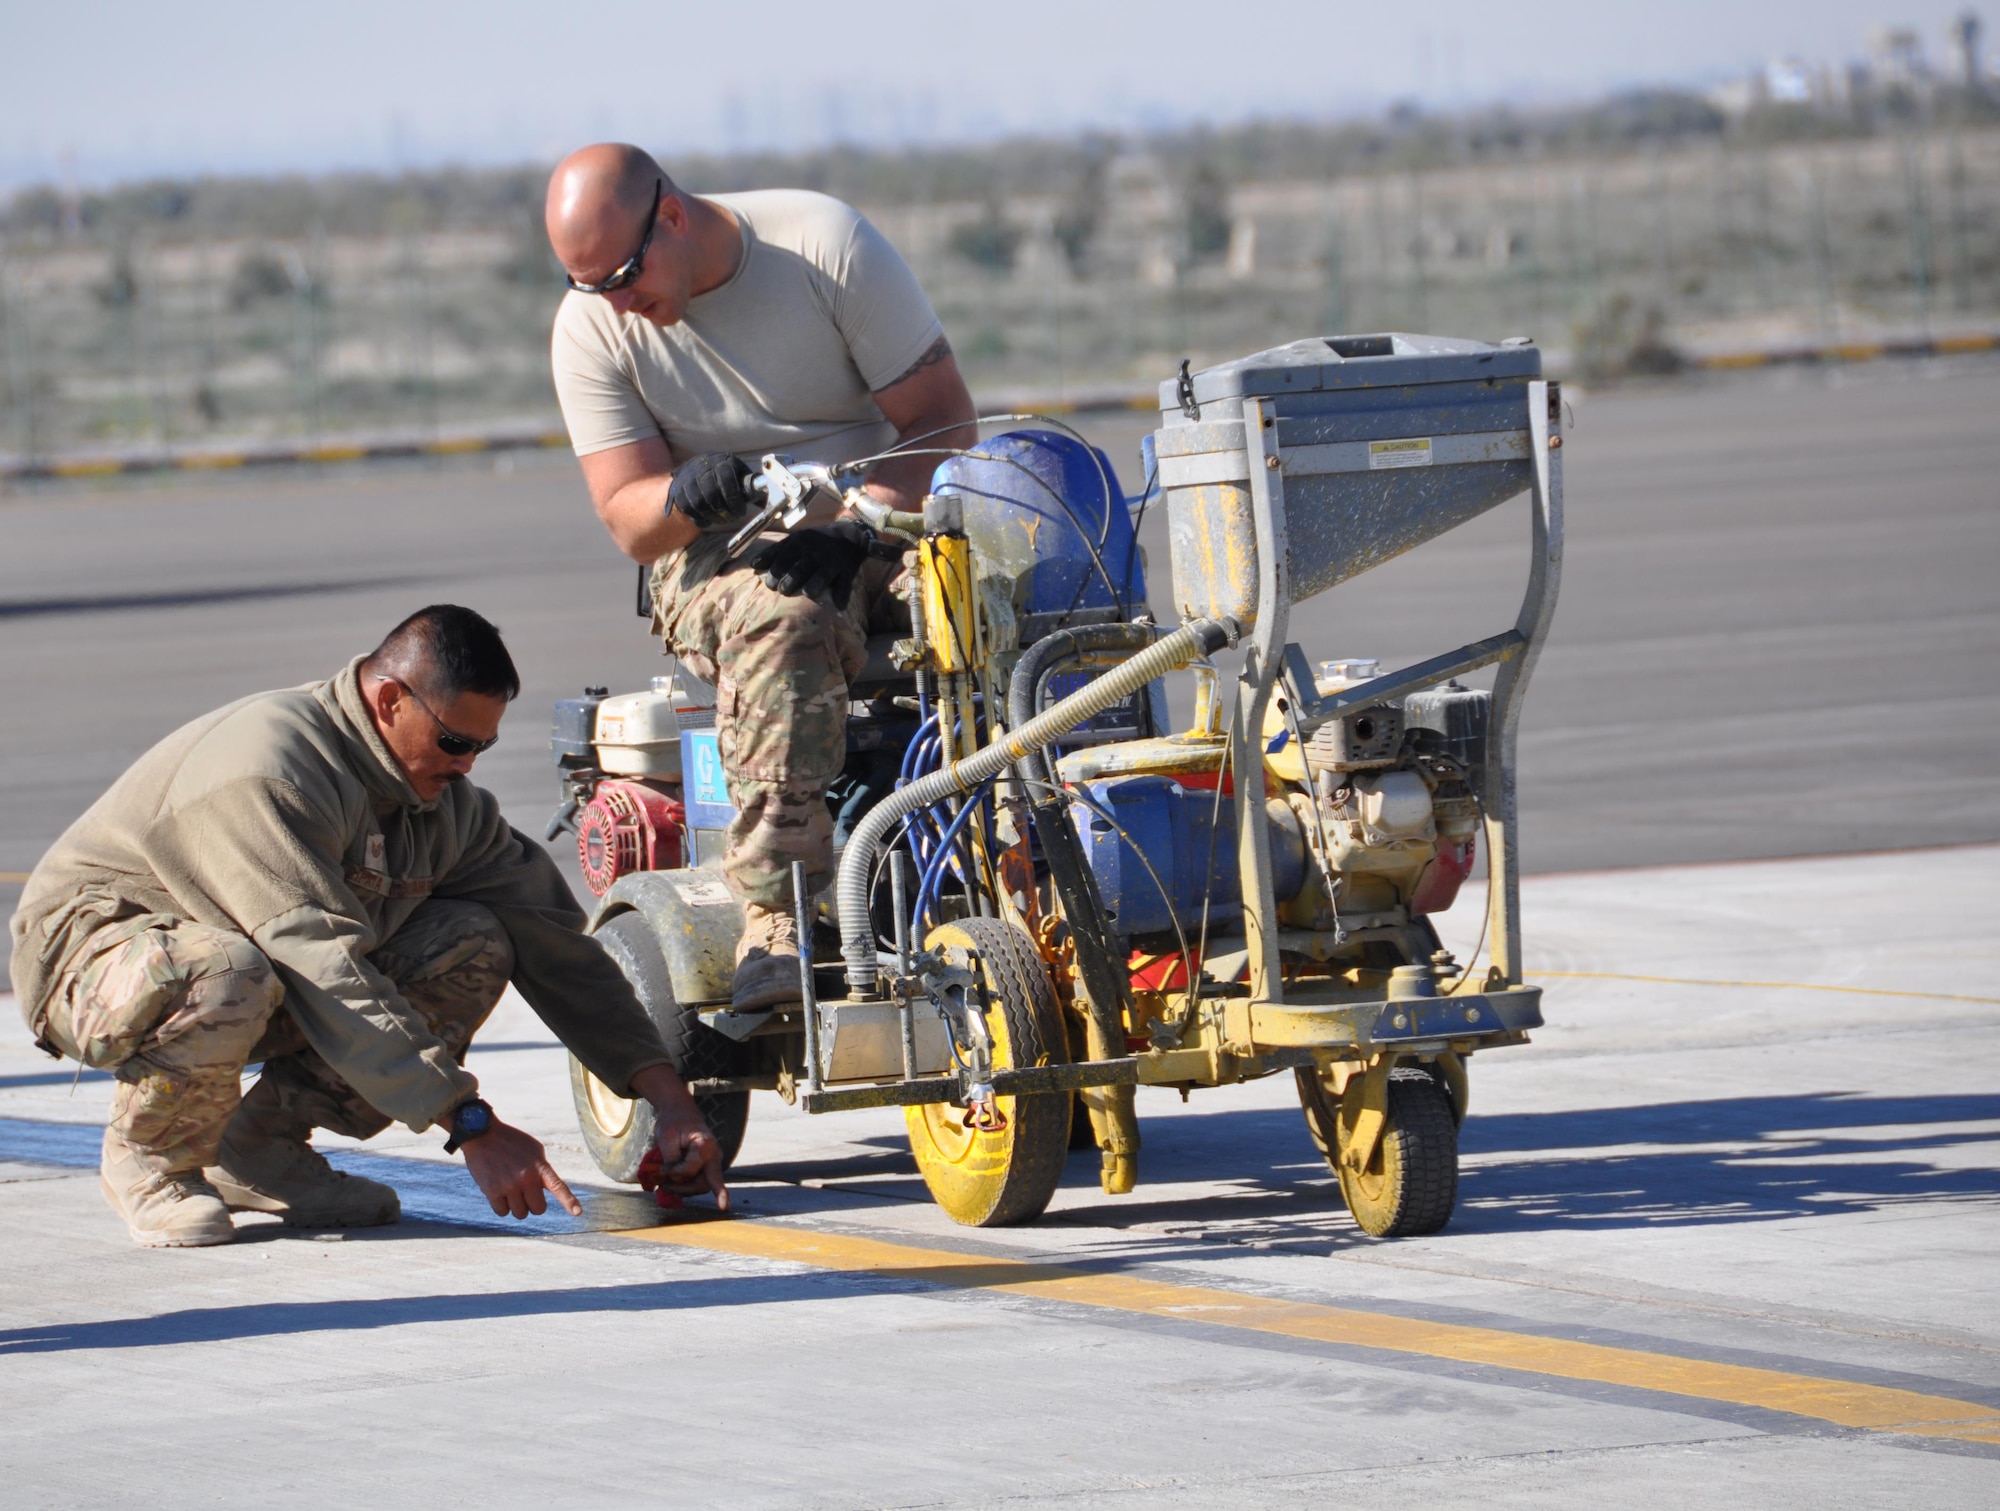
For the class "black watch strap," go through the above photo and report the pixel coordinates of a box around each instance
[442,1097,494,1154]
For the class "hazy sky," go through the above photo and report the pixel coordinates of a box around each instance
[0,1,1984,191]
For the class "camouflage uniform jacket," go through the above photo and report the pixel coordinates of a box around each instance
[9,657,672,1130]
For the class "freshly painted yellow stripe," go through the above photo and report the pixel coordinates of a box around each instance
[0,871,30,883]
[1530,970,2000,1008]
[612,1219,2000,1445]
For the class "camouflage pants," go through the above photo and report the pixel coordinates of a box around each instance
[44,915,281,1176]
[653,533,904,911]
[43,900,511,1172]
[239,899,513,1143]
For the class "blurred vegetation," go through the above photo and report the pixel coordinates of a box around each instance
[8,86,1960,244]
[2,86,1997,461]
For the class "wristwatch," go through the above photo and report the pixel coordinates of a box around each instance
[442,1097,494,1154]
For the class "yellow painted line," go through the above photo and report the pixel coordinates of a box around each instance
[0,871,29,883]
[49,459,126,477]
[175,453,247,470]
[1698,351,1772,370]
[1935,333,1999,354]
[1833,343,1887,361]
[1529,970,2000,1009]
[301,445,368,463]
[425,437,490,455]
[612,1219,2000,1445]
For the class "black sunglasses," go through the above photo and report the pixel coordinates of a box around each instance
[394,681,499,757]
[565,178,663,295]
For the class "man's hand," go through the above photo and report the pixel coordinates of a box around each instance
[630,1063,731,1210]
[756,520,877,607]
[459,1117,583,1220]
[667,451,756,532]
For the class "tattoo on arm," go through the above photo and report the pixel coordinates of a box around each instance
[878,335,952,392]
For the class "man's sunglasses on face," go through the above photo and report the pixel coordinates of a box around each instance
[384,679,499,757]
[565,178,663,295]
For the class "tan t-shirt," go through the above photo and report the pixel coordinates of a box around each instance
[550,189,944,471]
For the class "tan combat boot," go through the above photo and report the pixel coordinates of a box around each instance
[100,1129,236,1248]
[206,1090,400,1229]
[731,901,804,1011]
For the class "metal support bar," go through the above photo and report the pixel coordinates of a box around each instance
[793,860,824,1092]
[1237,397,1289,1003]
[1279,631,1526,736]
[802,1058,1143,1114]
[890,850,918,1081]
[1485,381,1563,986]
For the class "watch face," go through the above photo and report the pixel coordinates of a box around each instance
[457,1102,492,1136]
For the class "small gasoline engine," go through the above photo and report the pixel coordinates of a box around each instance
[548,680,692,897]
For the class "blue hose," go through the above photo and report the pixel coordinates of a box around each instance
[914,782,993,932]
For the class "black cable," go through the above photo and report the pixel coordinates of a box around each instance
[847,419,1129,613]
[1017,777,1195,1034]
[1176,738,1233,1038]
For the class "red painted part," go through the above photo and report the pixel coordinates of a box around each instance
[635,1145,685,1208]
[1129,952,1189,992]
[1410,834,1478,917]
[576,780,685,897]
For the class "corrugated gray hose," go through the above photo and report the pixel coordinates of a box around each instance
[838,616,1238,996]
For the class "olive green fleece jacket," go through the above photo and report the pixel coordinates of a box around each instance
[9,658,672,1130]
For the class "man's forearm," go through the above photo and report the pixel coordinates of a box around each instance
[630,1060,703,1116]
[601,475,700,563]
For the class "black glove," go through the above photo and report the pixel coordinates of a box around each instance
[756,521,880,606]
[666,452,755,532]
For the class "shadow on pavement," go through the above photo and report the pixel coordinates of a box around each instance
[7,1089,1996,1257]
[783,1091,2000,1243]
[0,1271,826,1356]
[0,577,434,621]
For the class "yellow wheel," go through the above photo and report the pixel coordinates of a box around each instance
[1331,1069,1459,1238]
[905,917,1073,1227]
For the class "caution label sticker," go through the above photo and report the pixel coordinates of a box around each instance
[1368,437,1434,470]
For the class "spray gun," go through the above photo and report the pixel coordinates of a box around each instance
[897,945,1007,1133]
[723,455,872,559]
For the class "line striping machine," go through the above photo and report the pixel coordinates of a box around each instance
[548,332,1561,1236]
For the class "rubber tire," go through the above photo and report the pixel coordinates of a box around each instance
[1330,1068,1459,1238]
[569,910,751,1183]
[905,917,1073,1227]
[1294,1065,1339,1164]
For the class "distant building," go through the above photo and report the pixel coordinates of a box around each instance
[1869,26,1929,89]
[1765,58,1815,104]
[1952,10,1985,93]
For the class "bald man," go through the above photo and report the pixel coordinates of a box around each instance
[544,143,976,1012]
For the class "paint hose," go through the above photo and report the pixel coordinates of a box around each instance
[838,615,1239,996]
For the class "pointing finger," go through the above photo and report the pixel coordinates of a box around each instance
[541,1160,583,1217]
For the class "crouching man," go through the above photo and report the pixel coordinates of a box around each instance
[8,604,726,1247]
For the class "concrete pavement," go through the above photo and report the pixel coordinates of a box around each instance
[2,845,1995,1506]
[3,358,1997,1502]
[4,356,1999,938]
